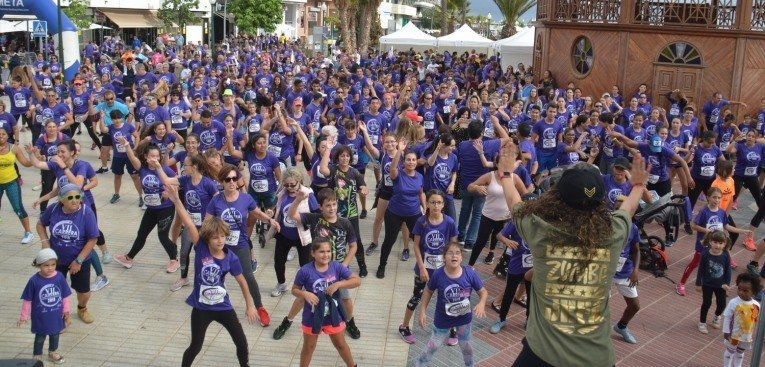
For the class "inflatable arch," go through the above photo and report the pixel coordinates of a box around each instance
[0,0,80,81]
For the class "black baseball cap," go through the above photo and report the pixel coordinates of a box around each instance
[612,157,631,170]
[556,164,605,210]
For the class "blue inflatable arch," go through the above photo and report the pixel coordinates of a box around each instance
[0,0,80,80]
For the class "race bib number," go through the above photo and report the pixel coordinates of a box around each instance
[522,253,533,268]
[706,222,723,232]
[370,135,379,145]
[648,174,659,184]
[352,154,359,165]
[384,175,392,187]
[603,146,613,157]
[172,115,182,125]
[267,145,282,157]
[143,193,161,207]
[226,230,241,246]
[745,166,757,176]
[484,126,494,138]
[190,212,202,226]
[700,166,715,177]
[616,256,627,272]
[424,253,444,269]
[543,139,555,149]
[199,285,227,305]
[75,114,87,123]
[424,120,435,130]
[443,105,451,114]
[249,122,261,133]
[251,179,268,193]
[445,298,471,317]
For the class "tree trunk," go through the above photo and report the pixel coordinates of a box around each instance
[440,0,448,36]
[460,7,466,25]
[501,22,516,38]
[337,0,355,52]
[348,10,357,51]
[356,0,379,52]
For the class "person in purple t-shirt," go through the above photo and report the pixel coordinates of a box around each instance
[489,220,532,335]
[702,92,747,131]
[18,249,72,364]
[416,242,487,367]
[611,223,641,344]
[292,238,361,367]
[163,183,259,367]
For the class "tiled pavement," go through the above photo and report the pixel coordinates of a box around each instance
[0,128,763,366]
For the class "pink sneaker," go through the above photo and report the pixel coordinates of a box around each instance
[114,254,133,269]
[675,283,686,296]
[731,258,739,270]
[166,259,180,273]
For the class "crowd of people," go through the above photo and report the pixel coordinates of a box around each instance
[5,32,765,367]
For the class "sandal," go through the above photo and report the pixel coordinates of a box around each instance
[513,297,528,308]
[490,301,502,314]
[48,351,65,364]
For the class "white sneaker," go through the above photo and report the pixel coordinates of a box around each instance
[170,277,189,292]
[270,283,287,297]
[20,232,34,244]
[287,247,297,261]
[711,315,722,329]
[698,322,708,334]
[32,184,42,191]
[92,275,110,292]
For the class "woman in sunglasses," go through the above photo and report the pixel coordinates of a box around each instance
[37,183,99,324]
[205,163,278,326]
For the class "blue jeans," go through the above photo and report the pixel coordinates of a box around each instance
[416,324,474,367]
[444,194,456,222]
[458,188,485,246]
[537,153,558,172]
[34,333,59,355]
[0,178,27,219]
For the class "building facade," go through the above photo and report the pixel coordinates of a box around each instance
[533,0,765,111]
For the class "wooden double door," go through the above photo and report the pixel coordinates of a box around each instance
[652,65,702,107]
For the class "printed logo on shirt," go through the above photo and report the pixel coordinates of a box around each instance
[201,260,222,285]
[425,229,446,251]
[200,130,217,147]
[311,274,338,293]
[220,208,243,226]
[269,132,284,145]
[185,190,201,209]
[747,151,760,163]
[608,188,623,204]
[52,220,80,241]
[39,283,63,308]
[142,174,161,190]
[434,162,451,182]
[250,162,266,177]
[701,152,716,164]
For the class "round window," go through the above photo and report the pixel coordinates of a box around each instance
[572,36,594,76]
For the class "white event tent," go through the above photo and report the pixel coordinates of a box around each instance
[493,26,535,70]
[379,22,437,52]
[437,24,494,53]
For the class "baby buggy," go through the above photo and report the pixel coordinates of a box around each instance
[633,193,689,279]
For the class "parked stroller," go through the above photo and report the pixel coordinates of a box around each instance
[632,193,689,280]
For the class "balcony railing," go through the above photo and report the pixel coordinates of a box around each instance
[537,0,755,31]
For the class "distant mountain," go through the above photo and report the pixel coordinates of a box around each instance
[469,1,536,23]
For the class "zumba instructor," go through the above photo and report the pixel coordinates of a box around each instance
[494,140,649,367]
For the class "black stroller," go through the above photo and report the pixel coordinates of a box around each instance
[632,193,689,279]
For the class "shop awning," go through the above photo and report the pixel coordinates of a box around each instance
[101,9,163,28]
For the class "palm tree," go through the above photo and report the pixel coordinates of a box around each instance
[492,0,535,37]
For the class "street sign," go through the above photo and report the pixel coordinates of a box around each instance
[31,20,47,37]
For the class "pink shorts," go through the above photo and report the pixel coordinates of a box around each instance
[301,322,346,336]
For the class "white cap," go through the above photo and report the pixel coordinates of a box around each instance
[34,248,58,266]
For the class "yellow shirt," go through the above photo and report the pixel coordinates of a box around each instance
[0,148,18,184]
[711,176,735,212]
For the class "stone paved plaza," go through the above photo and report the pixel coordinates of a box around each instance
[0,129,762,366]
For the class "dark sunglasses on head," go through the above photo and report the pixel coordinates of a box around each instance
[64,194,82,200]
[223,176,238,183]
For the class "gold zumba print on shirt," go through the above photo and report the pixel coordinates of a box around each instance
[543,246,612,335]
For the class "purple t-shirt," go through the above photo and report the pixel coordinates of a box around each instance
[428,266,484,329]
[167,100,191,130]
[108,123,136,158]
[412,215,458,276]
[34,133,69,161]
[185,242,242,311]
[40,203,99,265]
[614,224,639,280]
[733,143,764,177]
[47,159,93,206]
[35,101,70,127]
[388,171,424,217]
[0,112,17,138]
[293,261,353,327]
[20,272,72,335]
[139,166,177,209]
[636,143,674,183]
[425,153,458,195]
[179,175,219,227]
[5,86,32,115]
[694,207,727,252]
[555,142,580,166]
[244,151,280,194]
[691,145,722,180]
[532,119,563,156]
[191,121,227,151]
[206,192,258,249]
[140,106,171,129]
[70,90,91,115]
[150,134,176,157]
[457,139,500,190]
[702,99,729,127]
[279,193,319,240]
[602,174,632,210]
[501,221,533,275]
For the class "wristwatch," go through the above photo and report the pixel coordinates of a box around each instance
[499,171,513,179]
[75,257,84,265]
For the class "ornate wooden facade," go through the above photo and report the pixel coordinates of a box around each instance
[534,0,765,111]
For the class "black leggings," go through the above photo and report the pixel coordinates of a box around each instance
[468,215,506,266]
[379,209,419,268]
[84,115,103,149]
[182,308,249,367]
[273,233,310,284]
[89,204,106,247]
[648,179,672,197]
[39,170,56,213]
[230,244,263,308]
[736,175,765,227]
[127,206,177,260]
[688,177,714,210]
[498,273,530,322]
[350,216,366,269]
[700,285,726,323]
[180,226,196,279]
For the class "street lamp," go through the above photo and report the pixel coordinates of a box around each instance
[320,2,328,54]
[487,12,492,37]
[209,0,215,51]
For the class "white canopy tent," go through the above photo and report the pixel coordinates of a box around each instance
[494,26,535,70]
[379,22,437,52]
[437,24,494,53]
[0,20,33,34]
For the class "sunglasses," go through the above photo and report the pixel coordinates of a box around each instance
[284,183,298,188]
[74,83,83,86]
[63,194,82,200]
[212,103,221,107]
[105,98,114,102]
[223,176,238,183]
